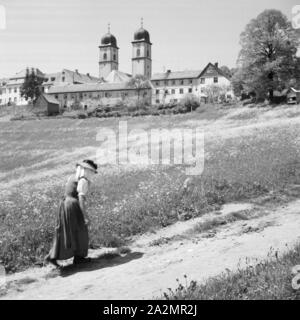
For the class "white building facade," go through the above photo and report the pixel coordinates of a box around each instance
[151,63,233,105]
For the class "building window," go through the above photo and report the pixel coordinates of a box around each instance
[156,89,159,94]
[89,93,92,98]
[214,77,218,83]
[155,81,159,86]
[8,88,11,94]
[200,78,205,84]
[189,88,192,93]
[51,77,55,81]
[172,80,175,85]
[14,88,17,93]
[113,54,116,61]
[179,88,184,94]
[180,80,184,85]
[147,50,149,57]
[62,77,65,82]
[171,89,175,94]
[165,90,168,95]
[64,94,67,99]
[164,80,168,86]
[137,49,140,57]
[55,95,58,99]
[105,92,109,98]
[156,99,160,104]
[103,53,107,60]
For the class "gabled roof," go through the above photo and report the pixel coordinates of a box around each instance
[151,70,202,81]
[105,70,132,83]
[199,63,231,80]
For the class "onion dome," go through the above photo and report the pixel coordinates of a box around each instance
[134,27,150,43]
[101,33,117,47]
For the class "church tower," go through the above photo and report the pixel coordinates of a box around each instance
[132,19,152,79]
[99,24,119,79]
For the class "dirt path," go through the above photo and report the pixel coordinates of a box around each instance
[1,199,300,300]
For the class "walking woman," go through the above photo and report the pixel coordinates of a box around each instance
[44,159,98,268]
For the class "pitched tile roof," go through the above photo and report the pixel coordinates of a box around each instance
[105,70,132,83]
[43,69,100,86]
[42,94,60,104]
[151,70,202,81]
[48,81,140,94]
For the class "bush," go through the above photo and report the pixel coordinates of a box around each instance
[180,94,200,112]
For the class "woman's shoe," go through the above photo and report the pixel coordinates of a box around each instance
[73,256,92,265]
[44,254,61,268]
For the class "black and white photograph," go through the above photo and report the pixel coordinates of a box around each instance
[0,0,300,307]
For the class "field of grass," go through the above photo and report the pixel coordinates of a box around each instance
[161,243,300,300]
[0,104,300,272]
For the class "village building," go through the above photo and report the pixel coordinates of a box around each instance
[0,68,44,106]
[0,68,100,106]
[151,63,232,105]
[34,93,60,115]
[48,82,152,110]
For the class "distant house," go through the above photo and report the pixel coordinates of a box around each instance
[287,88,300,104]
[34,94,60,115]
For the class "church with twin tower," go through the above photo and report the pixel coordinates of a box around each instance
[98,20,152,80]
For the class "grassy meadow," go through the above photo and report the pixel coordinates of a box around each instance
[161,243,300,300]
[0,104,300,272]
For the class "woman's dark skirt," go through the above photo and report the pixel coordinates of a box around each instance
[49,196,89,260]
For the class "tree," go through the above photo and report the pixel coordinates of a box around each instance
[220,65,232,79]
[237,9,299,102]
[180,93,200,112]
[20,68,43,103]
[203,84,230,103]
[127,74,151,106]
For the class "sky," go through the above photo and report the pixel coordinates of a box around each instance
[0,0,298,78]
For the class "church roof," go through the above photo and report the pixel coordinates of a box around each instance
[105,70,132,83]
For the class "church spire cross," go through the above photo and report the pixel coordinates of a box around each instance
[108,23,110,33]
[141,17,143,28]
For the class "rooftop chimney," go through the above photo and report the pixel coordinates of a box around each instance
[215,62,218,68]
[167,69,171,73]
[75,69,79,73]
[87,73,90,77]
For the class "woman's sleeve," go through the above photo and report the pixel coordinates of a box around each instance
[77,178,89,197]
